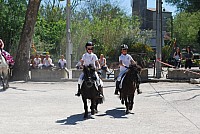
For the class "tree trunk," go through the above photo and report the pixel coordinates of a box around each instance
[12,0,41,81]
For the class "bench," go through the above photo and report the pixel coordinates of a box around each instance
[167,68,200,80]
[30,68,68,81]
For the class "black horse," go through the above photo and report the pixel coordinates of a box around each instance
[119,64,141,114]
[80,65,104,118]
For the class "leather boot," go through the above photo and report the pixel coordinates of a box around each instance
[75,84,81,96]
[114,81,120,95]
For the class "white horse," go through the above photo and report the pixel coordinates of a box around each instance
[0,51,9,90]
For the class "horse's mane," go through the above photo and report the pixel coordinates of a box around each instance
[125,64,141,79]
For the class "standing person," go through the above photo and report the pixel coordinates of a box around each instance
[173,47,182,68]
[75,42,103,98]
[114,44,142,95]
[185,46,194,69]
[58,55,67,69]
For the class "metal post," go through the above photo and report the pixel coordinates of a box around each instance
[171,16,173,39]
[66,0,72,69]
[156,0,162,78]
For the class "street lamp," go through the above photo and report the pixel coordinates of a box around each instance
[156,0,162,78]
[66,0,72,69]
[62,0,90,69]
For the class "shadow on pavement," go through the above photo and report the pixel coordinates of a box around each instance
[56,113,94,125]
[96,107,134,118]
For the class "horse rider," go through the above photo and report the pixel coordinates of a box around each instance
[0,39,15,67]
[114,44,142,95]
[75,42,104,98]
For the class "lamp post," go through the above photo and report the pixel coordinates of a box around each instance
[156,0,162,78]
[66,0,72,69]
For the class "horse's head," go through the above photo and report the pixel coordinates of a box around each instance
[83,64,96,88]
[127,64,141,81]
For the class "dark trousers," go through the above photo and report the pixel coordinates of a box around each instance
[185,59,192,69]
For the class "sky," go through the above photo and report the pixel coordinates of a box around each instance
[61,0,177,16]
[119,0,177,16]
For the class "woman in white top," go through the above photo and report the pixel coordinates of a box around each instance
[99,54,109,71]
[173,47,182,68]
[75,42,103,98]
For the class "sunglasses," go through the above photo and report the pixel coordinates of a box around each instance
[122,49,127,51]
[87,48,93,50]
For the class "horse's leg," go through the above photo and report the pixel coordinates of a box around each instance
[129,96,134,110]
[82,97,88,118]
[3,68,9,89]
[124,97,129,114]
[90,99,96,115]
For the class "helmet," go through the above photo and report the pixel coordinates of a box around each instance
[85,42,93,48]
[121,44,128,49]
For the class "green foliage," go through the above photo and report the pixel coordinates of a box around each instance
[0,0,27,55]
[34,2,66,57]
[173,11,200,51]
[162,45,172,62]
[165,0,200,12]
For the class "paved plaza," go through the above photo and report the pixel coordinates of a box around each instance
[0,81,200,134]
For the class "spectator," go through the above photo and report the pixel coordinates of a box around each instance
[33,54,42,68]
[58,55,67,69]
[99,54,109,72]
[173,47,182,68]
[42,54,54,68]
[75,58,83,69]
[185,46,194,69]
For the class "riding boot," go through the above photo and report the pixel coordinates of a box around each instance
[114,81,120,95]
[75,84,81,97]
[97,86,104,98]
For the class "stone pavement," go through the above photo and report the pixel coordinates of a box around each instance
[0,81,200,134]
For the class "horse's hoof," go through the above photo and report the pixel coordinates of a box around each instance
[129,106,133,110]
[91,110,96,115]
[121,99,124,105]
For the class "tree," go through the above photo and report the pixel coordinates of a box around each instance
[165,0,200,12]
[0,0,27,54]
[12,0,41,81]
[172,11,200,50]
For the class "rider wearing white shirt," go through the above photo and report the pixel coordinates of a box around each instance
[75,42,103,98]
[114,44,142,95]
